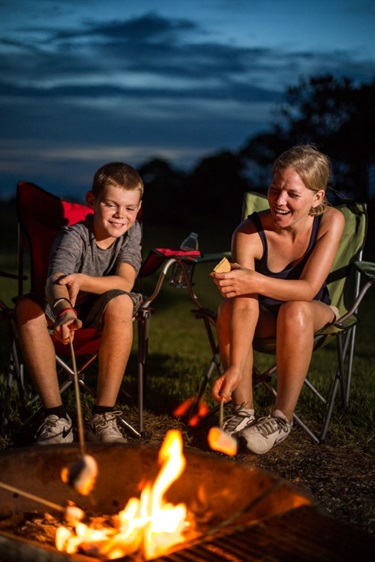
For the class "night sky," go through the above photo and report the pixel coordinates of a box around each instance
[1,0,374,200]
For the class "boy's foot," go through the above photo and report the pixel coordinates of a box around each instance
[239,410,292,454]
[34,414,74,445]
[86,411,127,443]
[223,407,256,435]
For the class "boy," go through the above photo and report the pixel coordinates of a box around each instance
[16,162,144,444]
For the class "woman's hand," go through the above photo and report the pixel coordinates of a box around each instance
[212,366,242,403]
[210,263,258,298]
[53,309,83,345]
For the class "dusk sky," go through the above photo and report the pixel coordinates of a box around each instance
[1,0,374,200]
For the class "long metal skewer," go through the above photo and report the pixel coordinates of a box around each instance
[69,335,85,457]
[0,481,65,514]
[219,397,225,429]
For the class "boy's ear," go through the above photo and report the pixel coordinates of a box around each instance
[85,191,95,208]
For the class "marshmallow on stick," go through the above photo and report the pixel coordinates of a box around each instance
[207,398,238,456]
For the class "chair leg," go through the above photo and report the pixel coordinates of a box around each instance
[1,335,26,436]
[135,306,153,437]
[320,375,340,443]
[187,308,223,421]
[344,326,357,406]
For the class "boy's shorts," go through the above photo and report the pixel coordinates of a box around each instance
[18,290,143,331]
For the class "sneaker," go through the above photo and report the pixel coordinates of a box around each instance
[34,414,74,445]
[239,410,292,455]
[86,411,127,443]
[222,407,256,436]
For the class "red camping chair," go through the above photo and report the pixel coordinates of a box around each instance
[4,181,144,440]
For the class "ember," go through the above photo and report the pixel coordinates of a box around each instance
[56,430,198,559]
[173,397,209,426]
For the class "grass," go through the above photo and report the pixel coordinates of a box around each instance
[0,218,374,448]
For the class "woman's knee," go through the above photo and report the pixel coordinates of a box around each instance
[278,301,314,329]
[217,298,232,323]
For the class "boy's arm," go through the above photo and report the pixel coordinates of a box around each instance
[54,262,138,306]
[46,272,75,317]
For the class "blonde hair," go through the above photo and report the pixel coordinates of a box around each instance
[272,145,330,215]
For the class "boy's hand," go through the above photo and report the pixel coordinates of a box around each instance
[58,273,84,307]
[53,310,82,345]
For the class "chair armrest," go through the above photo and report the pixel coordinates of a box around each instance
[354,260,375,282]
[191,251,231,266]
[335,262,374,326]
[0,270,28,281]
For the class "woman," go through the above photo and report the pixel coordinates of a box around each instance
[210,145,345,454]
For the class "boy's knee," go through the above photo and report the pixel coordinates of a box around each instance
[15,296,44,321]
[105,293,134,317]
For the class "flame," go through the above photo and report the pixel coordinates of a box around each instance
[56,430,195,560]
[173,397,209,427]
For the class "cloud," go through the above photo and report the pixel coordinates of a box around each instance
[0,6,374,199]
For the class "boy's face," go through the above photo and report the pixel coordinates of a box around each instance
[86,184,142,245]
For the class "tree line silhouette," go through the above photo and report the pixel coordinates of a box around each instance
[139,74,375,226]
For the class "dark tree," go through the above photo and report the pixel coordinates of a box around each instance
[185,150,248,222]
[240,75,375,202]
[138,158,186,224]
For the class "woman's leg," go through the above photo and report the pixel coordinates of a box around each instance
[274,300,336,421]
[214,297,277,408]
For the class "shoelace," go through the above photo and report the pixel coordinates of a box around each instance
[255,416,289,438]
[37,416,66,436]
[95,411,122,429]
[224,410,253,433]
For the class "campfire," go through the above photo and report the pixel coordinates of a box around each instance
[4,431,359,562]
[55,430,198,559]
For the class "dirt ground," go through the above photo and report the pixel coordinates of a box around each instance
[129,408,375,538]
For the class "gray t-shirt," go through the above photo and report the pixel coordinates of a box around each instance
[47,214,142,308]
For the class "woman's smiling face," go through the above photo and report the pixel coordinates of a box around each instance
[268,167,323,228]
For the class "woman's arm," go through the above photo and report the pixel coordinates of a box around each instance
[212,207,345,302]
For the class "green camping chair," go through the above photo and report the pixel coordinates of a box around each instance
[189,192,373,444]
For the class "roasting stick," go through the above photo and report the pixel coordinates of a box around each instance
[0,482,65,514]
[69,335,85,457]
[219,395,225,429]
[60,335,98,497]
[0,481,85,525]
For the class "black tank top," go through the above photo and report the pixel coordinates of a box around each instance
[251,211,331,312]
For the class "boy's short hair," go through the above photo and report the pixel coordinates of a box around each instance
[92,162,144,199]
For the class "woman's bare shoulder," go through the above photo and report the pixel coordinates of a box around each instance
[320,206,346,236]
[322,205,345,225]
